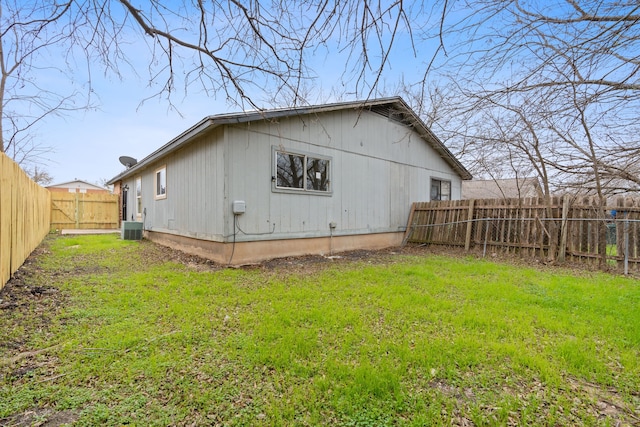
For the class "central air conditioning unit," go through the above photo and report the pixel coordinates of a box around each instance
[121,221,143,240]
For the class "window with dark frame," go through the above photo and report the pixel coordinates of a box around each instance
[276,150,330,193]
[155,165,167,199]
[431,179,451,201]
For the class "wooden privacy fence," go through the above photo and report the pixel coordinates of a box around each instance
[0,153,51,290]
[405,196,640,272]
[50,191,119,230]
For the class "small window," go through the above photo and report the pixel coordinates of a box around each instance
[275,150,331,193]
[277,152,305,189]
[431,179,451,201]
[135,177,142,219]
[155,165,167,200]
[306,157,330,191]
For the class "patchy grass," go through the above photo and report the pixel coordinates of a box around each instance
[1,234,639,426]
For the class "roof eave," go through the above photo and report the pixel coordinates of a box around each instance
[107,96,472,184]
[107,117,218,184]
[107,98,405,185]
[393,100,473,181]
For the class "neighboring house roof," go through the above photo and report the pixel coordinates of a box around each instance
[107,97,472,184]
[462,178,542,200]
[562,177,640,198]
[47,180,106,191]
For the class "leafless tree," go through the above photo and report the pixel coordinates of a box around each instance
[434,0,640,194]
[2,0,434,168]
[0,1,87,167]
[420,2,639,188]
[27,165,54,185]
[419,0,640,265]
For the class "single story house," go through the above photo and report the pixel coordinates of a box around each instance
[47,179,109,193]
[462,178,543,200]
[107,97,471,264]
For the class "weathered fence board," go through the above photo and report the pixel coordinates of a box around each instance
[405,196,640,272]
[50,192,119,230]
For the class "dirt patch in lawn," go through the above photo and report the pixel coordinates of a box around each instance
[0,246,66,354]
[138,239,223,271]
[1,408,80,427]
[0,246,77,426]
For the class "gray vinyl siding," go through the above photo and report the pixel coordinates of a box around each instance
[126,108,461,243]
[224,109,461,242]
[131,128,226,241]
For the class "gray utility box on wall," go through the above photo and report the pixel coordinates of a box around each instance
[121,221,143,240]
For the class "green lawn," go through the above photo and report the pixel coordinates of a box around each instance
[1,234,639,426]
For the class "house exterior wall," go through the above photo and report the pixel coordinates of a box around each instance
[118,107,463,262]
[223,109,461,242]
[146,229,404,265]
[121,128,226,239]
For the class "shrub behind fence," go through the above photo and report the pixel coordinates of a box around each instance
[405,197,640,273]
[0,153,51,290]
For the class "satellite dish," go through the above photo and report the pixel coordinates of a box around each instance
[119,156,137,168]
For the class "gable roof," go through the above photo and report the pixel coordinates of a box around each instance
[107,97,472,184]
[462,178,542,200]
[47,179,106,191]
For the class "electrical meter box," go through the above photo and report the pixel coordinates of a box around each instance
[232,200,246,214]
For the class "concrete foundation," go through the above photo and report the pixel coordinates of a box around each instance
[144,231,404,265]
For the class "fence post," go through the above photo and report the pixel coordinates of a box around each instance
[624,216,629,275]
[401,203,417,246]
[74,191,80,229]
[483,218,490,258]
[558,196,570,262]
[465,199,475,252]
